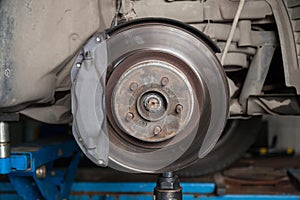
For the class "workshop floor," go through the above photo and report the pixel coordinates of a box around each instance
[75,155,300,195]
[1,154,300,195]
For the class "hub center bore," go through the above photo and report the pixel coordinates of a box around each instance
[138,91,168,122]
[144,94,161,112]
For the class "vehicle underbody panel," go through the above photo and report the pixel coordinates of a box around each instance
[0,0,299,123]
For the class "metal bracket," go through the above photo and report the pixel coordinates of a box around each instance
[2,140,80,200]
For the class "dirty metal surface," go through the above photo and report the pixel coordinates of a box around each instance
[223,156,300,195]
[110,55,195,143]
[223,167,288,185]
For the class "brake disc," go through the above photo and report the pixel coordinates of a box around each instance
[71,18,229,173]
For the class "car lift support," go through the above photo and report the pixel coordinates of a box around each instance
[1,121,300,199]
[0,120,81,200]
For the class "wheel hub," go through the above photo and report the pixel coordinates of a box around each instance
[111,59,194,142]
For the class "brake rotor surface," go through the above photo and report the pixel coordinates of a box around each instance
[71,18,229,173]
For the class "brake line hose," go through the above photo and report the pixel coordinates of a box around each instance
[221,0,245,65]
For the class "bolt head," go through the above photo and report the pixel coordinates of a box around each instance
[98,159,105,165]
[36,165,46,179]
[153,126,162,135]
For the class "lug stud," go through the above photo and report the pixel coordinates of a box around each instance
[125,112,134,121]
[129,82,139,91]
[175,104,183,114]
[161,77,169,86]
[153,126,162,135]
